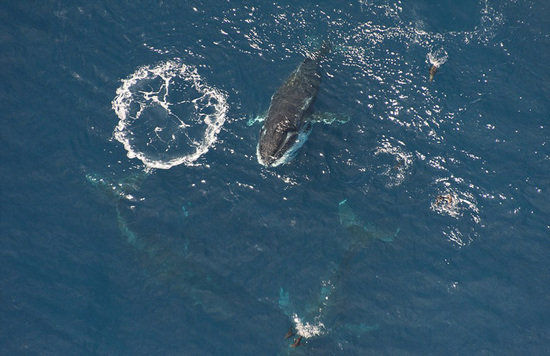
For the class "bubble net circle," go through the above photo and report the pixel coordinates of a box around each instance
[112,60,228,169]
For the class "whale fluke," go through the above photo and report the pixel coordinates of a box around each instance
[429,64,438,81]
[291,336,303,348]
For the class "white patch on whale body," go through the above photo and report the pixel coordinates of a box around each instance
[256,125,311,167]
[301,95,313,111]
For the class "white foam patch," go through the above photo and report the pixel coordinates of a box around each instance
[430,187,480,221]
[113,60,228,169]
[430,175,481,222]
[429,176,482,247]
[442,227,473,248]
[292,313,325,338]
[374,139,413,187]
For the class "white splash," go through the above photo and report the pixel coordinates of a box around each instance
[112,60,228,169]
[374,139,413,187]
[291,313,326,338]
[430,180,480,221]
[427,47,449,68]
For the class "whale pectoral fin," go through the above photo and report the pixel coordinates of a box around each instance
[278,287,294,317]
[360,221,399,243]
[371,227,400,242]
[308,112,350,125]
[338,199,399,243]
[246,113,266,126]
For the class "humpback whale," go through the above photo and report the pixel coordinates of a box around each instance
[257,42,331,167]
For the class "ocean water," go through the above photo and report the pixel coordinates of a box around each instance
[1,0,549,354]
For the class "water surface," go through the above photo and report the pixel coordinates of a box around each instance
[1,0,549,354]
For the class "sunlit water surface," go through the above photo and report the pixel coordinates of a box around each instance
[2,0,549,354]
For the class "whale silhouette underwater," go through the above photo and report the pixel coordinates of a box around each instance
[256,42,346,167]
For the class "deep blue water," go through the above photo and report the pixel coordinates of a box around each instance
[1,0,549,354]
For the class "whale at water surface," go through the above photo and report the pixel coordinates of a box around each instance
[257,42,331,167]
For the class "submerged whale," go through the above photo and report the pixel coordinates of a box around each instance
[257,42,331,167]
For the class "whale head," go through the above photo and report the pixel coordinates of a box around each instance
[257,120,311,167]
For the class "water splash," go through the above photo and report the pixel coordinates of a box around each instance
[427,46,448,68]
[374,138,413,188]
[291,313,326,338]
